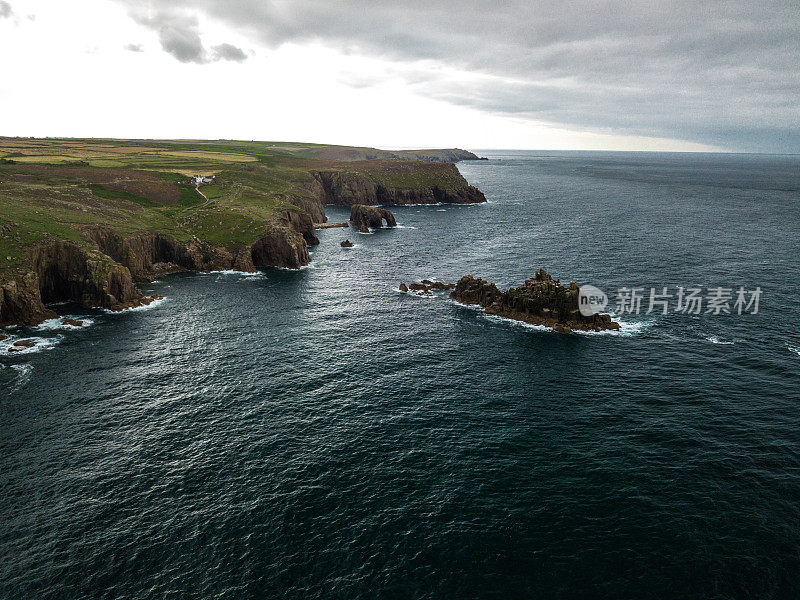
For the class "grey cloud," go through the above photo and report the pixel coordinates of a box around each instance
[212,43,247,62]
[159,23,206,63]
[125,43,144,52]
[0,1,12,19]
[130,9,247,64]
[116,0,800,151]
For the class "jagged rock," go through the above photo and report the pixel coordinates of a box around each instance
[340,240,354,248]
[349,205,397,233]
[0,333,6,341]
[62,318,84,327]
[405,280,455,294]
[13,339,36,348]
[451,269,620,333]
[399,283,408,292]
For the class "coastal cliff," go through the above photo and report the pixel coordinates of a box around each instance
[0,212,317,327]
[313,162,486,207]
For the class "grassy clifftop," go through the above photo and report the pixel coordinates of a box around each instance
[0,137,483,285]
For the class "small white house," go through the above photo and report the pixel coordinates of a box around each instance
[193,175,215,185]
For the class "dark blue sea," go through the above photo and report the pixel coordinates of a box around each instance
[1,151,799,599]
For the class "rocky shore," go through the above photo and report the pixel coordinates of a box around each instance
[0,210,317,327]
[449,269,620,333]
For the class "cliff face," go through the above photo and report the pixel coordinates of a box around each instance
[0,210,318,327]
[0,242,146,326]
[313,167,486,207]
[1,272,56,328]
[349,205,397,233]
[451,269,620,333]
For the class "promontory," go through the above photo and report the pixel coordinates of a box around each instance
[0,138,486,327]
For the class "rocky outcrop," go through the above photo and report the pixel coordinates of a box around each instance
[450,269,620,333]
[350,205,397,233]
[313,165,486,207]
[340,240,354,248]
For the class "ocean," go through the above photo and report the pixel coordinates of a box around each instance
[1,151,799,599]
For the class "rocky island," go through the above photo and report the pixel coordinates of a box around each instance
[349,205,397,233]
[0,138,487,327]
[449,270,620,333]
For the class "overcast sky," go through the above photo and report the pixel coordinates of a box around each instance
[1,0,798,152]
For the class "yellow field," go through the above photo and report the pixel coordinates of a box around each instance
[158,151,258,162]
[0,140,258,168]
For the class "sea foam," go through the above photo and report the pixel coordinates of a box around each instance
[102,296,168,314]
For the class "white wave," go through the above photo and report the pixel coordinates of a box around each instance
[34,316,95,331]
[576,319,653,337]
[480,312,551,332]
[101,296,168,314]
[206,269,259,276]
[10,364,33,391]
[436,209,447,212]
[274,262,315,272]
[1,335,62,355]
[788,345,800,357]
[705,335,734,345]
[355,226,396,234]
[393,225,417,229]
[450,298,651,337]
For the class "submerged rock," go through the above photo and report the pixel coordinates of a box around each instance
[62,318,84,327]
[340,240,354,248]
[450,269,620,333]
[349,205,397,233]
[399,283,408,292]
[315,222,349,229]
